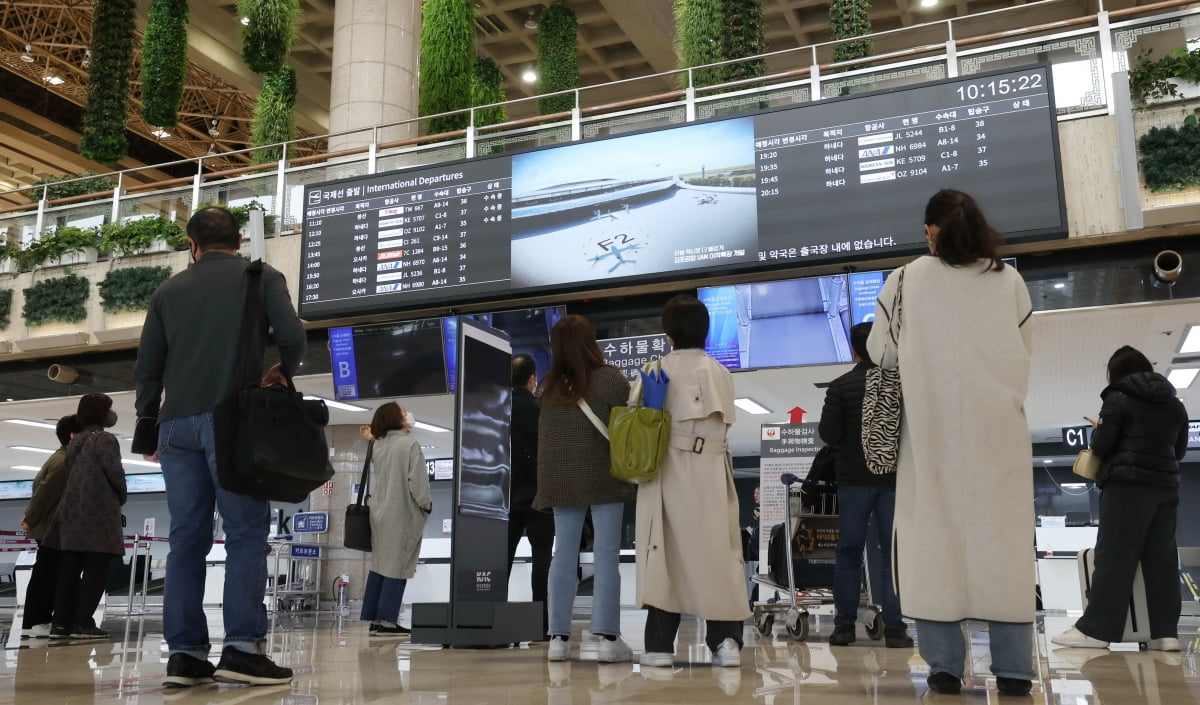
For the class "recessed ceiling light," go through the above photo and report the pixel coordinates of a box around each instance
[10,466,41,472]
[151,128,171,139]
[10,446,54,454]
[1053,282,1065,289]
[1167,368,1199,390]
[734,398,772,415]
[522,68,538,83]
[42,75,64,86]
[4,419,57,430]
[1180,325,1200,355]
[240,16,250,25]
[412,421,451,433]
[303,396,368,412]
[920,0,938,6]
[1042,459,1052,464]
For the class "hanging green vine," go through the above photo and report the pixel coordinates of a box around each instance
[238,0,300,74]
[675,0,725,88]
[472,56,509,127]
[140,0,190,127]
[537,3,579,115]
[80,0,138,165]
[720,0,766,84]
[99,266,172,313]
[830,0,873,63]
[250,65,297,163]
[0,289,11,330]
[419,0,474,134]
[23,274,90,327]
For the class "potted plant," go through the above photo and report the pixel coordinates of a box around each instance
[194,200,276,234]
[0,243,20,275]
[1129,47,1200,106]
[99,217,187,256]
[38,226,101,267]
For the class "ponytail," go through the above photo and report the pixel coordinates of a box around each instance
[924,189,1004,271]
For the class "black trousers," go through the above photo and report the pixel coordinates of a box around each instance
[23,543,62,628]
[52,551,112,631]
[1076,483,1181,642]
[507,507,555,634]
[644,606,743,653]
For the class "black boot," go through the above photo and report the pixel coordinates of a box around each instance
[828,624,855,646]
[884,623,914,648]
[997,677,1032,697]
[927,671,962,694]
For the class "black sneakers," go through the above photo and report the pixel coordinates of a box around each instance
[927,671,963,694]
[163,653,217,688]
[368,623,411,636]
[884,624,914,648]
[213,646,293,686]
[70,626,110,640]
[828,624,856,646]
[997,677,1033,697]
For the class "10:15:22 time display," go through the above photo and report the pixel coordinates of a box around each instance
[955,72,1045,102]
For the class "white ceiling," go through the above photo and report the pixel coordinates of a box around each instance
[0,299,1195,483]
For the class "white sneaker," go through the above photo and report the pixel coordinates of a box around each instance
[639,651,674,667]
[711,638,741,667]
[1147,637,1181,652]
[1050,627,1109,649]
[597,636,633,663]
[21,624,50,639]
[548,636,570,662]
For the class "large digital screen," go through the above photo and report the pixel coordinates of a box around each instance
[455,320,512,521]
[699,275,852,370]
[300,65,1064,319]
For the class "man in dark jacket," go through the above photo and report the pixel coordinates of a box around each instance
[135,207,304,688]
[506,353,553,638]
[818,322,911,648]
[18,415,79,637]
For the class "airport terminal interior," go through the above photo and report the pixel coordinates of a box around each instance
[3,0,1200,703]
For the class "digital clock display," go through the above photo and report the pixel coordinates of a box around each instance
[300,64,1066,319]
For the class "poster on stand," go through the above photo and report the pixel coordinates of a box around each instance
[758,422,821,565]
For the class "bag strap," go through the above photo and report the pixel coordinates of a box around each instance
[888,266,906,347]
[576,399,610,440]
[355,440,373,506]
[231,261,265,396]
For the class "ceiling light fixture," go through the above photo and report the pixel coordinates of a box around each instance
[302,395,368,412]
[123,458,160,468]
[11,466,41,472]
[4,419,57,430]
[1042,459,1052,464]
[734,398,772,415]
[1180,324,1200,355]
[10,446,54,454]
[1167,367,1199,390]
[42,75,64,86]
[1052,282,1065,289]
[524,10,538,29]
[151,128,171,139]
[920,0,938,6]
[240,16,250,25]
[81,49,91,69]
[208,119,220,137]
[206,142,218,156]
[20,44,34,63]
[522,68,538,83]
[412,421,452,433]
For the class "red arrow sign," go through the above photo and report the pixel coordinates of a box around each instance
[788,406,806,424]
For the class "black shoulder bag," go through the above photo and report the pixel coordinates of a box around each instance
[212,261,334,503]
[343,441,373,551]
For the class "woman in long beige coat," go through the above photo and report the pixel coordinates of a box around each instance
[360,403,432,636]
[635,295,748,669]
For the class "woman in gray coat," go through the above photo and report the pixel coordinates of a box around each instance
[44,393,126,640]
[360,403,432,636]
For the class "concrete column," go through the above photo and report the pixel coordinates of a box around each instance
[311,424,373,601]
[328,0,421,151]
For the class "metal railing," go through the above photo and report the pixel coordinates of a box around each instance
[1,0,1197,245]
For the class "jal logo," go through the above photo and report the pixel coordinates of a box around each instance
[857,146,894,158]
[762,427,779,440]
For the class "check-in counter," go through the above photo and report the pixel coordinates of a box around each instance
[1036,525,1098,611]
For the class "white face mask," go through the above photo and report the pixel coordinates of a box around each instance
[404,411,415,428]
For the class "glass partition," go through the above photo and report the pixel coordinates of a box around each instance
[477,123,573,155]
[820,61,948,99]
[283,160,371,234]
[118,185,194,224]
[958,30,1107,115]
[42,200,110,233]
[697,83,812,120]
[583,104,687,139]
[0,211,38,247]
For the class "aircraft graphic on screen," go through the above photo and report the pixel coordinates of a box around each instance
[588,242,639,273]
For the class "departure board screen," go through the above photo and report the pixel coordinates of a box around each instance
[300,65,1065,319]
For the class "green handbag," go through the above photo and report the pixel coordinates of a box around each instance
[575,362,671,485]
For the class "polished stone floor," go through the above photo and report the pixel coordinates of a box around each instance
[0,608,1196,704]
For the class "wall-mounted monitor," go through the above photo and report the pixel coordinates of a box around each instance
[299,65,1066,319]
[699,275,852,370]
[329,318,450,400]
[127,473,166,494]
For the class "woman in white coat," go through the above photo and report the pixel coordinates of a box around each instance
[359,402,432,636]
[867,190,1035,697]
[635,295,749,669]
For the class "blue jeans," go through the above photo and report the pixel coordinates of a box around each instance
[360,571,407,624]
[159,413,270,658]
[835,485,901,626]
[916,620,1035,680]
[547,503,624,638]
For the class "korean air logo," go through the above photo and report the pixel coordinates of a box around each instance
[858,146,894,159]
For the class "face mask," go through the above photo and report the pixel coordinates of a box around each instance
[404,411,415,428]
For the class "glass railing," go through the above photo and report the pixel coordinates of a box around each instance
[1,0,1196,246]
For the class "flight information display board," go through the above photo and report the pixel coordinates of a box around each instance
[300,65,1065,319]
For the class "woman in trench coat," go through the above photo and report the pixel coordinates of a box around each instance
[867,190,1035,697]
[636,295,748,669]
[360,403,432,636]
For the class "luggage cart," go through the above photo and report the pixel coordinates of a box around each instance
[271,541,322,612]
[752,472,883,642]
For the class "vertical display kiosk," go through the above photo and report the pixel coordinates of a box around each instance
[411,318,543,646]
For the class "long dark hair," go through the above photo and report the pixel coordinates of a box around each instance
[924,189,1004,271]
[1106,345,1154,385]
[541,314,606,405]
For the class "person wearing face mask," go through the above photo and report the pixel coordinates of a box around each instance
[358,403,433,636]
[134,206,305,688]
[41,394,126,640]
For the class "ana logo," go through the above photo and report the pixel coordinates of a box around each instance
[762,427,779,440]
[857,145,895,159]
